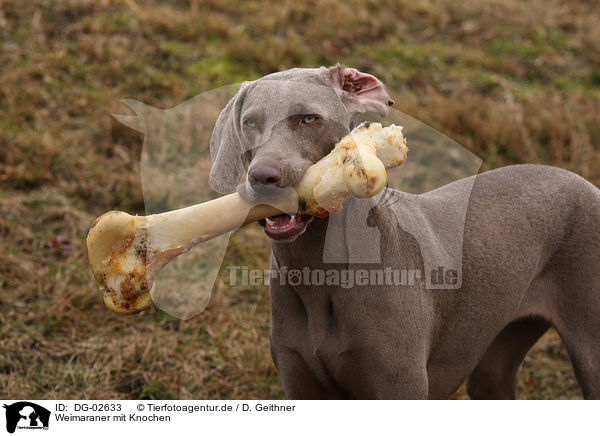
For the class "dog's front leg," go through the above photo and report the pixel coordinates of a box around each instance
[271,336,430,399]
[269,280,341,399]
[337,348,429,399]
[358,370,429,400]
[270,345,340,399]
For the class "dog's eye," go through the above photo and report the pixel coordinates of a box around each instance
[302,115,318,124]
[243,118,256,128]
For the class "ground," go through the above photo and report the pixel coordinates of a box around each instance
[1,0,599,399]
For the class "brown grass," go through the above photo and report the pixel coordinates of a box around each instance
[1,0,599,399]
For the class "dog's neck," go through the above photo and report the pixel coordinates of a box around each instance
[269,216,342,332]
[270,216,331,270]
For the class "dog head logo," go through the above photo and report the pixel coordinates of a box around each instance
[113,81,481,319]
[3,402,50,434]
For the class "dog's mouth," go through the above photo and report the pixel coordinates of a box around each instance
[258,213,312,241]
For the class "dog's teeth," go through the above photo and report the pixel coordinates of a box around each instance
[289,213,296,225]
[266,217,276,226]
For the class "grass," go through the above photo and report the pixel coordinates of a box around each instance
[1,0,599,399]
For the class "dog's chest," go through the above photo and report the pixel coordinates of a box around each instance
[270,290,373,393]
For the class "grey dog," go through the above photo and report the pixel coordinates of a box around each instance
[209,65,600,399]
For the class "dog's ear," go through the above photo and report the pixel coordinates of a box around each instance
[329,65,394,117]
[209,84,250,193]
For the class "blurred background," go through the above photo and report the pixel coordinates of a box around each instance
[1,0,599,399]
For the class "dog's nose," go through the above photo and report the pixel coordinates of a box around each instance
[248,160,282,187]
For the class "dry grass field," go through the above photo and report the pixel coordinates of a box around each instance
[1,0,599,399]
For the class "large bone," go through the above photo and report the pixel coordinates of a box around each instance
[87,122,407,314]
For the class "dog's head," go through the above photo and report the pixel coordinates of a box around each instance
[210,65,393,241]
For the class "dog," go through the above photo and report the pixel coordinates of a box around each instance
[209,65,600,399]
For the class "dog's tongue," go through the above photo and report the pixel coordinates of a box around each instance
[266,213,295,229]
